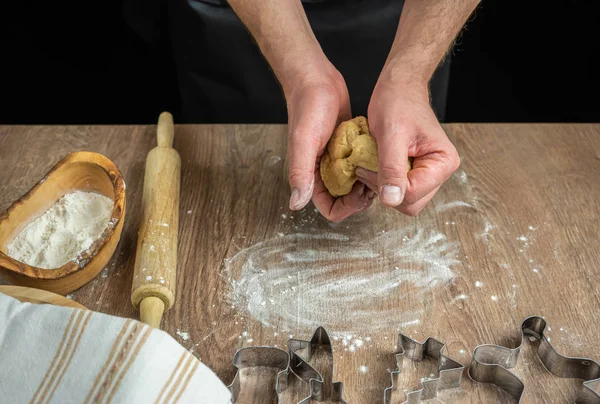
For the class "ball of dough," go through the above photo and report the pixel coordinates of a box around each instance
[319,116,411,197]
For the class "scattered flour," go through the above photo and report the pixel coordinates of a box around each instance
[399,319,421,327]
[264,155,282,167]
[6,191,114,269]
[454,169,469,185]
[176,330,190,341]
[434,201,474,213]
[451,294,469,304]
[225,229,460,333]
[481,221,494,239]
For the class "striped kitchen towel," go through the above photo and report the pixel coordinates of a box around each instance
[0,292,232,404]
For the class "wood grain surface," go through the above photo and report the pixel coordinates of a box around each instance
[0,123,599,403]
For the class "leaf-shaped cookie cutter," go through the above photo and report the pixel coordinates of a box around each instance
[469,315,600,403]
[383,334,465,404]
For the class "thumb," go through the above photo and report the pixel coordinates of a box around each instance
[287,92,337,211]
[287,127,317,210]
[374,126,410,207]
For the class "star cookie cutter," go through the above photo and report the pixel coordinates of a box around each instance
[383,334,465,404]
[469,315,600,403]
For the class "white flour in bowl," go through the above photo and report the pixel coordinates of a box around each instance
[6,191,114,269]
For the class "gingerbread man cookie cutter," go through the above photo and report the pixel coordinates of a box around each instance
[228,327,346,403]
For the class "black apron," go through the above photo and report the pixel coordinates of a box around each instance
[128,0,450,123]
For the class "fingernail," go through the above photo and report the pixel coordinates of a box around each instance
[289,188,302,210]
[355,167,367,178]
[289,186,311,210]
[367,190,376,200]
[381,185,402,206]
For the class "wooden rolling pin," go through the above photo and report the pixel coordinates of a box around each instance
[131,112,181,328]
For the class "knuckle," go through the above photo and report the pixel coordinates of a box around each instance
[302,81,339,107]
[373,120,411,141]
[448,150,461,173]
[399,204,422,217]
[360,199,374,211]
[288,168,308,186]
[378,163,407,185]
[440,146,460,174]
[402,192,421,206]
[327,212,346,223]
[317,84,340,105]
[316,203,345,223]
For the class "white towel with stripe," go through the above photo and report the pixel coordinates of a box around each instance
[0,293,232,404]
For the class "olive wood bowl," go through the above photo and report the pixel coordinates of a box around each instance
[0,285,87,309]
[0,152,126,295]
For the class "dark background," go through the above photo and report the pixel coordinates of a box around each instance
[1,1,599,124]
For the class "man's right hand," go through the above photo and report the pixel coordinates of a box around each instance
[284,61,375,222]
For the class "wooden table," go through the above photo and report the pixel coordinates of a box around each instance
[1,124,599,403]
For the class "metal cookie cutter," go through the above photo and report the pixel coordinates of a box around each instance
[469,315,600,403]
[288,327,346,404]
[228,347,290,403]
[384,334,465,404]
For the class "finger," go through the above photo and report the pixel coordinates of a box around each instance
[355,167,378,189]
[404,141,460,205]
[358,178,378,194]
[398,185,441,216]
[287,91,338,211]
[311,166,338,216]
[355,167,377,182]
[369,122,410,207]
[313,179,372,222]
[329,182,373,222]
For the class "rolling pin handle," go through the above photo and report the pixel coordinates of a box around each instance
[157,112,175,148]
[140,296,165,328]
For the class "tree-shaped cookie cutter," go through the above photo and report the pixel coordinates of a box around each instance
[288,326,346,403]
[383,334,465,404]
[469,315,600,403]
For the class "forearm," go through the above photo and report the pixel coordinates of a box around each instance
[228,0,326,93]
[383,0,480,88]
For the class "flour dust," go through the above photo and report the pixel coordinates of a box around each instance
[225,228,460,333]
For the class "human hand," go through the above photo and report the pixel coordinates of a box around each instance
[226,0,375,221]
[285,61,375,222]
[357,80,460,216]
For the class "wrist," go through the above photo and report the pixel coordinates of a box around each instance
[275,52,341,100]
[379,58,432,93]
[274,50,335,96]
[375,63,431,103]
